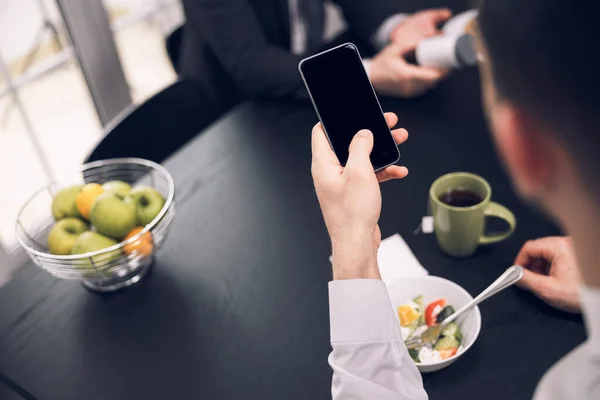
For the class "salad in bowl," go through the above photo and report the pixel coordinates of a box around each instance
[387,276,481,372]
[398,296,463,364]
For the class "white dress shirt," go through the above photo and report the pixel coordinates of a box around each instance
[329,279,600,399]
[533,285,600,399]
[288,0,406,75]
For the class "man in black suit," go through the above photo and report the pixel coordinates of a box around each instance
[179,0,452,114]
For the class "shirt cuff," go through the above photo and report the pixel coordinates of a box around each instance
[329,279,399,343]
[372,13,408,50]
[362,59,372,79]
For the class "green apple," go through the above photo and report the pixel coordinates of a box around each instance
[90,193,137,239]
[71,231,121,269]
[125,187,166,226]
[102,180,131,199]
[51,185,83,220]
[47,218,88,255]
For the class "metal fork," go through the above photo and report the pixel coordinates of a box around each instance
[405,265,524,349]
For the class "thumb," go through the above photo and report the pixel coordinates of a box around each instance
[517,268,552,296]
[388,39,415,56]
[345,130,374,171]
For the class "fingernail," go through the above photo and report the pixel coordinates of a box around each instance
[356,130,372,138]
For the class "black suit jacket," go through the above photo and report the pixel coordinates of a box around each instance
[179,0,407,112]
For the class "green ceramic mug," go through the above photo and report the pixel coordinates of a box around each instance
[429,172,516,257]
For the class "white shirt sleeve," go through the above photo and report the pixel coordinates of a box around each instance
[372,14,409,50]
[533,285,600,400]
[329,280,428,400]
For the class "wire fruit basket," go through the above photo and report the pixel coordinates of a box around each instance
[16,158,176,292]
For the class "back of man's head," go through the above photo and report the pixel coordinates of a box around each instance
[478,1,600,196]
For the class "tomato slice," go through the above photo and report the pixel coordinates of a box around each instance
[425,299,446,326]
[438,348,458,360]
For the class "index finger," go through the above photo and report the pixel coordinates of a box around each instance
[311,122,340,165]
[424,8,453,25]
[384,112,398,129]
[514,237,562,267]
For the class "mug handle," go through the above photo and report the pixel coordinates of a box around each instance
[478,202,516,245]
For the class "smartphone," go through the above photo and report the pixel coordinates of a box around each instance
[299,43,400,171]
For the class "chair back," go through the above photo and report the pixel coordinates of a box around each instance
[86,79,218,164]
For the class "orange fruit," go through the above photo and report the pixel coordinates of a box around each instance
[75,183,104,220]
[122,226,153,256]
[398,305,419,327]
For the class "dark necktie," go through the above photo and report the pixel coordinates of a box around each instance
[298,0,324,52]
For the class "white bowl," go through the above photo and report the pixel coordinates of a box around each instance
[387,276,481,373]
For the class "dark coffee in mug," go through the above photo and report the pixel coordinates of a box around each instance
[439,188,483,207]
[430,173,516,257]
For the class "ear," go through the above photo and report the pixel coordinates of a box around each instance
[490,103,559,199]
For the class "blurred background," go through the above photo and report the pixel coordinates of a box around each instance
[0,0,184,282]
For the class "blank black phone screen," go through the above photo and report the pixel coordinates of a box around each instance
[300,43,400,170]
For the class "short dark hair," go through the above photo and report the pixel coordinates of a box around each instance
[478,1,600,192]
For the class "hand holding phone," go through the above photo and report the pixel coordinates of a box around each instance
[299,43,401,171]
[310,114,409,279]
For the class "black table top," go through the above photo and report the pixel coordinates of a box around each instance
[0,69,586,400]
